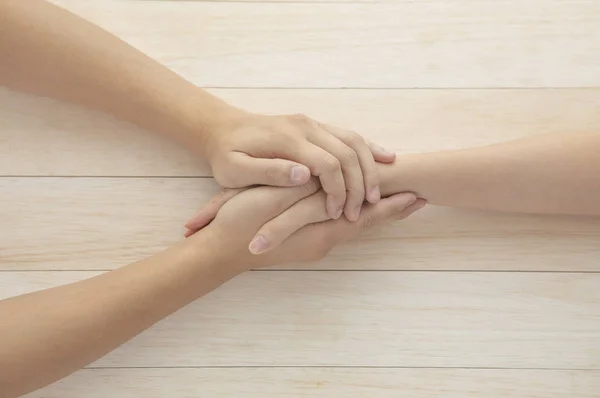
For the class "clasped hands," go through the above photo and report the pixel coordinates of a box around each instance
[182,110,425,269]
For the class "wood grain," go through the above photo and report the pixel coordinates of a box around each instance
[3,177,600,272]
[3,270,600,369]
[48,0,600,88]
[2,88,600,176]
[25,368,600,398]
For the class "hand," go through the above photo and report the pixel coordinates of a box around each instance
[204,111,396,221]
[187,183,425,270]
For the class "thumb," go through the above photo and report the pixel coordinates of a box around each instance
[216,152,311,188]
[358,193,420,230]
[184,188,244,231]
[367,141,396,164]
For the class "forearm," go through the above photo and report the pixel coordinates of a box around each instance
[0,0,242,155]
[380,132,600,215]
[0,237,236,398]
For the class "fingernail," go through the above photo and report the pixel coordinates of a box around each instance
[368,186,381,203]
[405,195,418,206]
[249,235,269,255]
[414,200,426,209]
[290,165,309,184]
[335,207,343,219]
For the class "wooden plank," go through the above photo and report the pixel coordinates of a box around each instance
[47,0,600,88]
[25,368,600,398]
[4,271,600,368]
[2,88,600,177]
[3,177,600,272]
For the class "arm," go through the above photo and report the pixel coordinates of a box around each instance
[0,239,236,398]
[380,132,600,215]
[0,0,393,220]
[187,131,599,253]
[0,183,421,398]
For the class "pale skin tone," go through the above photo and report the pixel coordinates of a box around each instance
[189,131,600,252]
[2,0,600,397]
[0,183,424,398]
[0,0,396,230]
[0,1,420,396]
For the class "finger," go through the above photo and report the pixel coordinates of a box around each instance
[290,141,346,220]
[249,191,329,254]
[393,198,427,220]
[321,124,380,205]
[366,140,396,164]
[184,188,244,231]
[316,194,423,250]
[215,152,311,188]
[184,228,199,238]
[244,178,322,220]
[358,192,418,230]
[307,130,365,222]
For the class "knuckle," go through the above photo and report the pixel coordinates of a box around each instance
[287,114,314,134]
[339,149,359,166]
[303,178,320,195]
[289,113,311,123]
[322,155,341,173]
[346,131,365,146]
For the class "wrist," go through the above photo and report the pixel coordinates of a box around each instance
[378,154,424,197]
[379,150,465,205]
[180,228,249,280]
[179,90,251,158]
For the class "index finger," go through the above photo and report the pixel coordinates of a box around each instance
[290,141,346,219]
[249,190,329,254]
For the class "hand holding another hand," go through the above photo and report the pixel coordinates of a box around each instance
[204,111,396,221]
[185,182,425,270]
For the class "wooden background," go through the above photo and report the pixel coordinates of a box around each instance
[1,0,599,396]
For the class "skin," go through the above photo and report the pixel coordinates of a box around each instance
[188,131,600,252]
[0,0,397,229]
[0,2,426,395]
[0,185,424,398]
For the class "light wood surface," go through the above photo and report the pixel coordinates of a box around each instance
[2,0,600,396]
[3,87,600,177]
[50,0,600,88]
[23,368,600,398]
[3,177,600,271]
[4,271,600,369]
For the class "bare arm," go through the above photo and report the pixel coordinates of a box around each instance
[0,0,393,220]
[0,181,420,398]
[380,132,600,215]
[0,238,237,398]
[187,131,600,251]
[0,0,237,155]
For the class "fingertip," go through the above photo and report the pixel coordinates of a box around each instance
[249,235,269,255]
[413,198,427,210]
[374,152,396,164]
[184,215,211,230]
[370,143,396,163]
[389,192,418,208]
[290,164,311,185]
[344,206,360,222]
[366,185,381,204]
